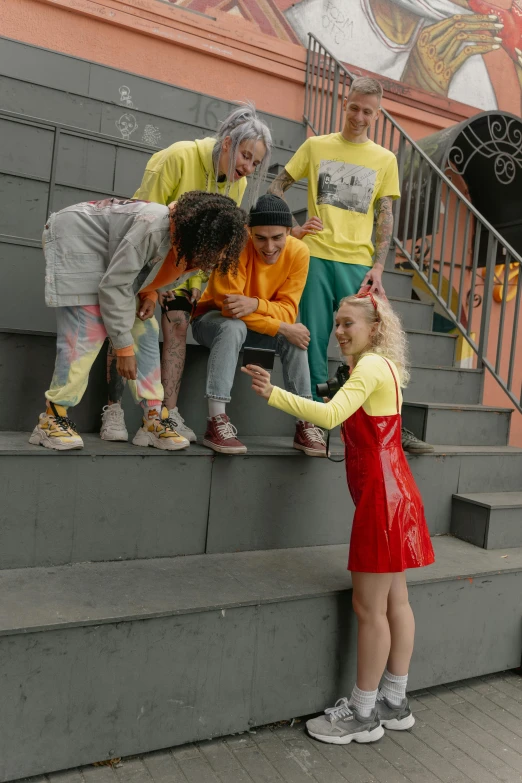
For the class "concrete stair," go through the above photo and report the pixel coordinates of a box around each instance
[451,492,522,549]
[1,35,522,783]
[1,537,522,782]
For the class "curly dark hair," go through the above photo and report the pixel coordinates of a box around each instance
[170,191,248,276]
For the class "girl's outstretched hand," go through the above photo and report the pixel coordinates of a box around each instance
[241,365,274,400]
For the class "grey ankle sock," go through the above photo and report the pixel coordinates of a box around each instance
[379,669,408,706]
[349,685,378,718]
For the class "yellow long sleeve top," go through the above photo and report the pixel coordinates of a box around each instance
[194,236,310,336]
[268,353,403,428]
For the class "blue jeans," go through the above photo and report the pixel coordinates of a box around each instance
[192,311,313,402]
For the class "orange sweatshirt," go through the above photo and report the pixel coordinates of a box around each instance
[116,249,197,356]
[194,236,310,336]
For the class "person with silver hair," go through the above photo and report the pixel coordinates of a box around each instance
[101,103,272,445]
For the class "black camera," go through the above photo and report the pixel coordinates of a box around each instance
[316,363,350,398]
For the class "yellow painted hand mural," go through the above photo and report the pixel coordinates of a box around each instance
[402,13,503,96]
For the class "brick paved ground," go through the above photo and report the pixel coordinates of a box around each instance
[25,671,522,783]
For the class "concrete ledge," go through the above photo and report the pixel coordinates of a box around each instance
[1,538,522,780]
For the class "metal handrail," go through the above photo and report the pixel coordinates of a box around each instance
[304,34,522,413]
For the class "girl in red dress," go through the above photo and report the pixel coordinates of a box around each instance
[242,291,435,745]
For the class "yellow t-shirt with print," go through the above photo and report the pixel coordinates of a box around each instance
[285,134,400,267]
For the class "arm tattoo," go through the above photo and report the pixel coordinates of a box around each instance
[268,169,298,226]
[374,196,394,267]
[268,169,295,198]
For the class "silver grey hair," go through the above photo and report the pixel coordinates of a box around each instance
[212,101,272,206]
[348,76,383,102]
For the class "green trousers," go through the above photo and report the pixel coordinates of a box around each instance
[299,256,369,400]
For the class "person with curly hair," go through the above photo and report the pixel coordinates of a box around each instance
[29,192,247,452]
[243,291,434,744]
[102,102,272,445]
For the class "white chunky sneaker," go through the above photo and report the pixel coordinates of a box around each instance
[306,698,384,745]
[167,407,197,442]
[29,404,84,451]
[100,403,129,442]
[132,407,190,451]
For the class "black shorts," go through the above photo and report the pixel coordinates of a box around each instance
[161,294,194,316]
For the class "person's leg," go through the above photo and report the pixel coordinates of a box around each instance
[160,299,197,442]
[30,305,107,450]
[192,312,247,454]
[299,257,336,401]
[107,341,126,406]
[333,262,369,308]
[161,309,190,410]
[101,341,129,442]
[129,314,189,451]
[276,333,327,456]
[351,572,394,697]
[375,573,416,730]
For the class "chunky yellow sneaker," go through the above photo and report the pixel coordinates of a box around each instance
[29,403,84,451]
[132,406,189,451]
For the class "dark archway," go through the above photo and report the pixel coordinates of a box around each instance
[399,111,522,266]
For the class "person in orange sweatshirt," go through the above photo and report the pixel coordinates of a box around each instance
[192,194,326,456]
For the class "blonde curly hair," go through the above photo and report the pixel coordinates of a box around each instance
[339,293,410,386]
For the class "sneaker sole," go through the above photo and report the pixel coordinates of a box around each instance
[403,446,434,454]
[293,442,327,458]
[381,714,415,731]
[202,438,247,455]
[308,724,384,745]
[100,432,129,442]
[132,432,189,451]
[29,429,83,451]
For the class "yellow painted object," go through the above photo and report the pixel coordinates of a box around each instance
[453,331,476,369]
[480,263,519,303]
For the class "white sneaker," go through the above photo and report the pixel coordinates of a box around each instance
[29,406,84,451]
[132,407,190,451]
[167,407,197,442]
[100,403,128,441]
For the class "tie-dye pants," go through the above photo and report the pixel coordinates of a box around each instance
[45,305,163,409]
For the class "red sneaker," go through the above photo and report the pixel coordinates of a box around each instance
[294,421,327,457]
[203,414,247,455]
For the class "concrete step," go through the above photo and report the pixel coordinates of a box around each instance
[404,329,457,367]
[2,432,522,568]
[0,333,482,436]
[390,296,434,332]
[402,402,512,447]
[402,365,482,405]
[1,537,521,781]
[381,269,413,299]
[327,327,457,366]
[451,492,522,549]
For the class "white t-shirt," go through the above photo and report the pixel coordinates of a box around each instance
[285,0,497,110]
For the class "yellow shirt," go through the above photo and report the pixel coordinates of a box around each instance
[195,236,310,337]
[133,137,247,293]
[268,353,403,428]
[285,134,400,266]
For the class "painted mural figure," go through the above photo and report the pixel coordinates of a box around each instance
[286,0,522,111]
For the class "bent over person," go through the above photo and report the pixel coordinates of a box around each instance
[30,193,247,451]
[192,194,326,456]
[102,103,272,444]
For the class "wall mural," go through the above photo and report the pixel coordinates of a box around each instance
[171,0,522,113]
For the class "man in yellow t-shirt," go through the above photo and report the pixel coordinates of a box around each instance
[269,76,399,400]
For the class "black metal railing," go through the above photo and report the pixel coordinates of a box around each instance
[304,35,522,413]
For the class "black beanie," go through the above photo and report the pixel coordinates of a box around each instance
[248,194,293,228]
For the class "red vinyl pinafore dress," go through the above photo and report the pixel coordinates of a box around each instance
[341,358,435,573]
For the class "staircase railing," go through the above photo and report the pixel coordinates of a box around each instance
[304,34,522,414]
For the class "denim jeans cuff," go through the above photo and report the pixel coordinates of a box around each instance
[206,394,232,403]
